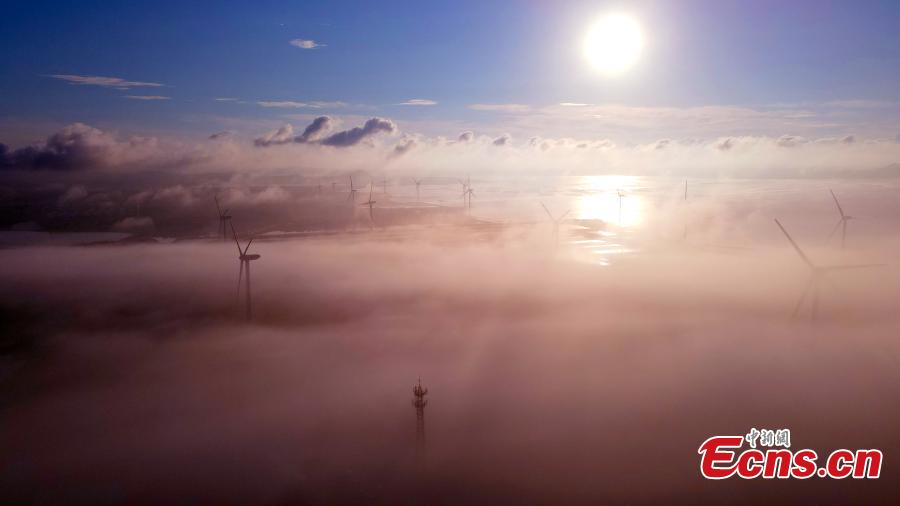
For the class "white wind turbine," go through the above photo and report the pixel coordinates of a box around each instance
[361,183,377,228]
[458,176,469,206]
[541,202,570,248]
[214,194,231,241]
[774,219,881,322]
[616,189,625,225]
[683,179,689,240]
[827,189,855,249]
[230,222,261,321]
[462,181,475,211]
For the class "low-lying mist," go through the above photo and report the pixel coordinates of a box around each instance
[2,224,899,504]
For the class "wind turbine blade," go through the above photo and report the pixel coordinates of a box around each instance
[214,195,222,216]
[349,175,353,189]
[829,189,846,218]
[369,183,373,200]
[229,222,243,256]
[243,238,253,255]
[774,219,814,268]
[540,202,553,220]
[559,210,570,221]
[826,219,842,242]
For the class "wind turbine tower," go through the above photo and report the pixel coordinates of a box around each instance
[214,195,232,241]
[617,189,625,225]
[412,178,422,202]
[541,201,570,248]
[231,222,261,321]
[361,183,377,228]
[347,175,359,203]
[828,189,855,249]
[683,179,689,240]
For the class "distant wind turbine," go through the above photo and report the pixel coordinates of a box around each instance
[214,194,231,241]
[462,181,475,211]
[827,189,855,249]
[683,179,689,240]
[381,177,389,194]
[331,181,337,193]
[361,183,377,227]
[458,176,469,206]
[412,178,422,202]
[774,218,881,322]
[347,175,359,203]
[231,222,261,321]
[541,202,570,248]
[616,189,625,225]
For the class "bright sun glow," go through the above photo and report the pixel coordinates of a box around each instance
[583,14,644,76]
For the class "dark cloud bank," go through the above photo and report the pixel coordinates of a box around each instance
[254,116,396,148]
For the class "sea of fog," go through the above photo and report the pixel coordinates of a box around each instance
[1,175,899,504]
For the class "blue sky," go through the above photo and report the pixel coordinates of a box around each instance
[2,0,900,144]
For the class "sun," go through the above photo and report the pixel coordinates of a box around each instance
[583,14,644,76]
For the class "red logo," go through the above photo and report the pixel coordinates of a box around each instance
[698,429,882,479]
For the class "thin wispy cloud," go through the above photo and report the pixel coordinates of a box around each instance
[397,99,437,106]
[289,38,324,49]
[468,103,531,113]
[257,100,346,109]
[125,95,170,101]
[823,99,900,109]
[559,102,592,107]
[258,101,307,108]
[214,97,238,102]
[47,74,165,90]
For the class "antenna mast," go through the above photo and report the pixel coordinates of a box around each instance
[412,378,429,463]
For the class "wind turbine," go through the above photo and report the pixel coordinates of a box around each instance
[827,189,855,249]
[347,175,359,203]
[774,219,881,322]
[462,182,475,211]
[231,222,261,321]
[541,202,570,248]
[616,189,625,225]
[381,177,389,194]
[214,194,231,241]
[458,176,469,206]
[412,178,422,202]
[682,179,689,240]
[331,181,337,193]
[361,183,377,228]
